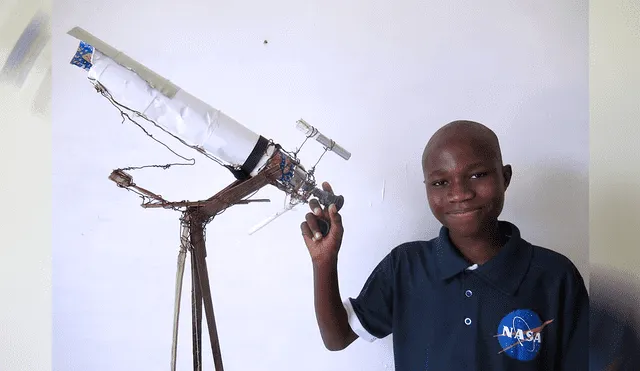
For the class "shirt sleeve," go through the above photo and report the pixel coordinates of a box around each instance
[343,251,395,342]
[558,262,589,370]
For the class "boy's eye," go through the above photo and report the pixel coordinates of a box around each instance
[426,171,488,186]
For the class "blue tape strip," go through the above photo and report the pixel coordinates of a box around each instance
[70,41,94,71]
[279,156,295,183]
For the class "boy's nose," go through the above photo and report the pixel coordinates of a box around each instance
[448,180,474,202]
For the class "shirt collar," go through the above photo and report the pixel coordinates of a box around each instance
[435,220,532,296]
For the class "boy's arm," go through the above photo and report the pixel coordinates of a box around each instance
[312,257,358,351]
[311,249,396,350]
[301,182,394,350]
[301,182,357,351]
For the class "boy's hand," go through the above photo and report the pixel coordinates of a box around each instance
[300,182,344,264]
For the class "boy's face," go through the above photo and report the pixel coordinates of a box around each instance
[423,136,512,238]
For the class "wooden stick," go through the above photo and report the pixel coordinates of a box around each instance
[140,199,270,209]
[189,217,224,371]
[190,239,203,371]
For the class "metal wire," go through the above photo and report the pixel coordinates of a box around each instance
[292,128,316,157]
[89,78,230,169]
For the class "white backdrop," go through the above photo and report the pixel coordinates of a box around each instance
[52,1,588,370]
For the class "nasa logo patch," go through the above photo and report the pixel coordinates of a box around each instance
[495,309,553,361]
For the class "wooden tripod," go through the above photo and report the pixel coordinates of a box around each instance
[111,153,287,370]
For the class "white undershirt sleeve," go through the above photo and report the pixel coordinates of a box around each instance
[343,298,378,343]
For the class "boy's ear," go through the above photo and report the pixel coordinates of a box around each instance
[502,164,513,189]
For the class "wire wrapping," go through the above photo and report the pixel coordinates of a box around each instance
[89,78,230,169]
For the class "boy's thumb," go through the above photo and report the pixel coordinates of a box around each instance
[328,204,342,229]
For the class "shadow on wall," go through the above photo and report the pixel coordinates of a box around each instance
[589,181,640,371]
[0,6,51,117]
[494,162,588,272]
[589,266,640,371]
[497,77,589,273]
[591,182,640,254]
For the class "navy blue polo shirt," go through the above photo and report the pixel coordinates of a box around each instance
[343,221,589,370]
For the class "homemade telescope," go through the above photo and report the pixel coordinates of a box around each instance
[67,27,350,370]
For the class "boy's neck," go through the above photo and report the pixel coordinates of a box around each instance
[449,220,506,265]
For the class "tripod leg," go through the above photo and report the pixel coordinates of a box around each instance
[190,221,224,371]
[190,247,203,371]
[170,246,188,371]
[170,218,190,371]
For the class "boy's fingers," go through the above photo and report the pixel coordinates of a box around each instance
[305,213,324,241]
[308,199,322,216]
[326,204,343,240]
[328,204,342,227]
[322,181,334,195]
[300,221,313,241]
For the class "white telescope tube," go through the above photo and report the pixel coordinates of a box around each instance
[88,50,273,175]
[68,27,274,177]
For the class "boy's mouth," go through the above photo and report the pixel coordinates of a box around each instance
[447,207,482,216]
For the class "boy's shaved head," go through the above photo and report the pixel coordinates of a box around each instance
[422,120,503,167]
[421,120,512,240]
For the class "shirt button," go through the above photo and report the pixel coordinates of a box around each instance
[465,290,473,297]
[464,318,472,326]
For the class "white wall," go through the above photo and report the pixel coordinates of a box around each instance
[589,0,640,278]
[0,1,52,370]
[588,0,640,341]
[52,1,588,370]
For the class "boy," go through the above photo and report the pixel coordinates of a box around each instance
[300,120,589,370]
